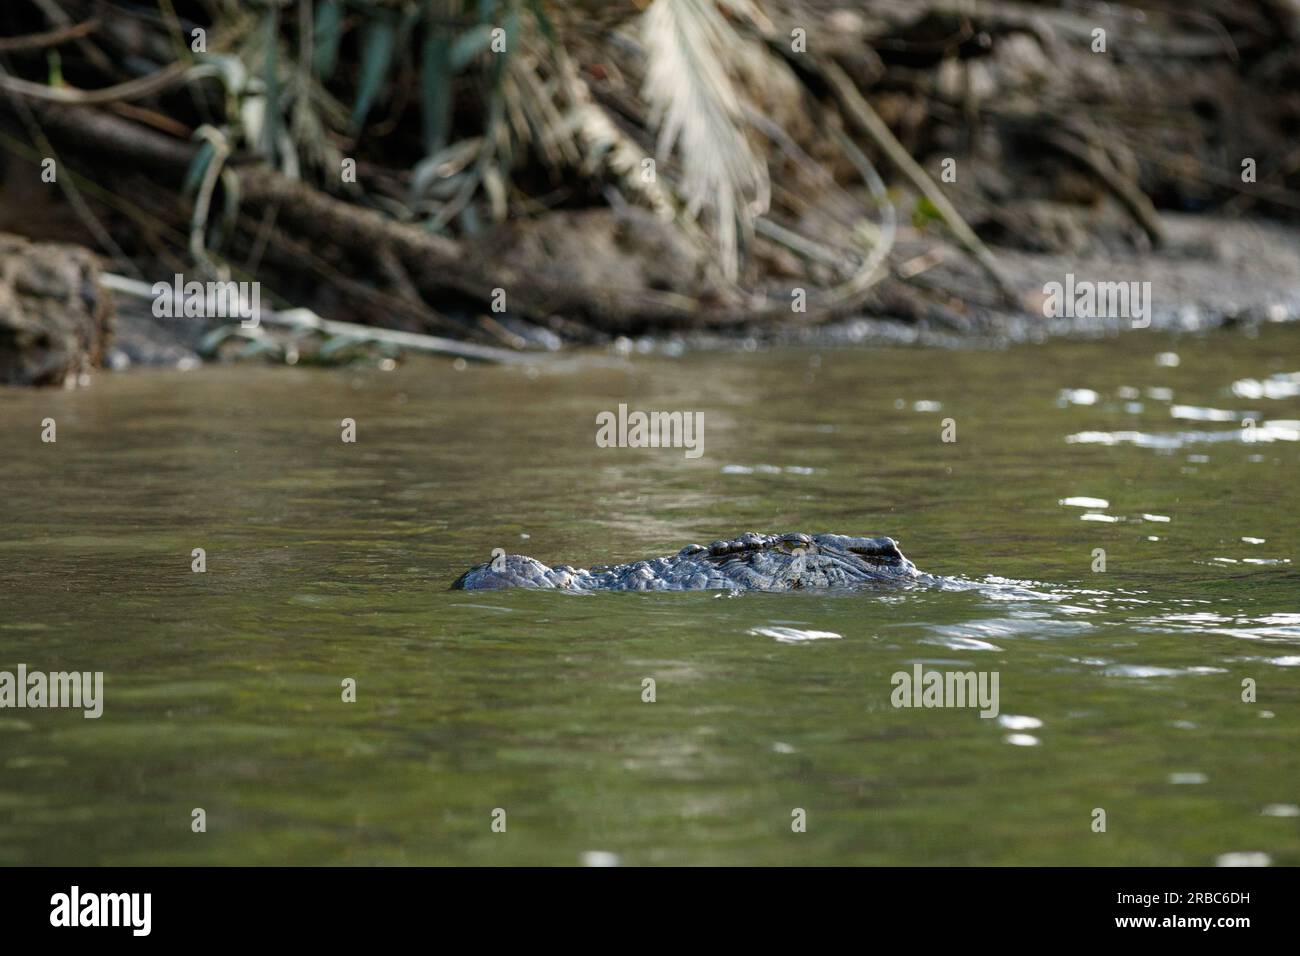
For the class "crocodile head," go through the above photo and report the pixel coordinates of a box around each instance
[452,531,921,591]
[451,554,584,590]
[690,532,917,589]
[792,533,917,579]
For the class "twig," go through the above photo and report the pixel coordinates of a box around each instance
[815,57,1023,309]
[1130,139,1300,214]
[28,0,116,75]
[754,217,847,270]
[1046,128,1164,245]
[0,18,100,53]
[0,61,190,105]
[108,101,193,138]
[1221,146,1300,215]
[897,247,948,279]
[251,225,485,341]
[265,309,528,364]
[826,125,896,300]
[189,126,232,273]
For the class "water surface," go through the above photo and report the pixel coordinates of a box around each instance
[1,326,1297,864]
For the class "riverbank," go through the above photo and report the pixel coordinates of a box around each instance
[4,209,1299,386]
[2,1,1297,385]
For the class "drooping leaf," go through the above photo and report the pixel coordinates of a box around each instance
[527,0,556,44]
[457,203,482,236]
[350,8,401,133]
[182,140,217,197]
[450,23,496,71]
[640,0,771,281]
[420,28,452,152]
[314,0,345,80]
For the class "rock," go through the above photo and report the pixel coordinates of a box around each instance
[466,208,713,307]
[106,308,203,370]
[0,233,113,387]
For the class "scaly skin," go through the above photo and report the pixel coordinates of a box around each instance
[452,531,923,591]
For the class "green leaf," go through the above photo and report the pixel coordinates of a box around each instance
[458,203,482,235]
[912,195,945,229]
[182,140,216,197]
[46,49,63,87]
[527,0,555,44]
[450,23,495,71]
[349,8,400,133]
[420,29,452,152]
[314,0,345,80]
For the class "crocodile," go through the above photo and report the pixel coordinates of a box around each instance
[452,531,924,592]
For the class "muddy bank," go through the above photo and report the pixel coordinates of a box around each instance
[2,2,1299,384]
[1,1,1297,372]
[4,207,1298,386]
[725,212,1300,351]
[0,234,112,387]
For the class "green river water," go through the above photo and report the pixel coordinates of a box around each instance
[1,325,1297,865]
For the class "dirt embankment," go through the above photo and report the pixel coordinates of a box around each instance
[1,2,1298,382]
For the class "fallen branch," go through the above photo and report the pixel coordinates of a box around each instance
[99,272,529,364]
[18,103,710,327]
[0,61,190,105]
[246,224,505,343]
[18,102,916,333]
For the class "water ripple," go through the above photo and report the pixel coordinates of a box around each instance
[747,626,842,644]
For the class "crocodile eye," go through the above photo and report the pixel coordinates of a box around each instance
[851,541,902,561]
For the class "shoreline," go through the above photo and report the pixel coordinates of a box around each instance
[5,211,1300,387]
